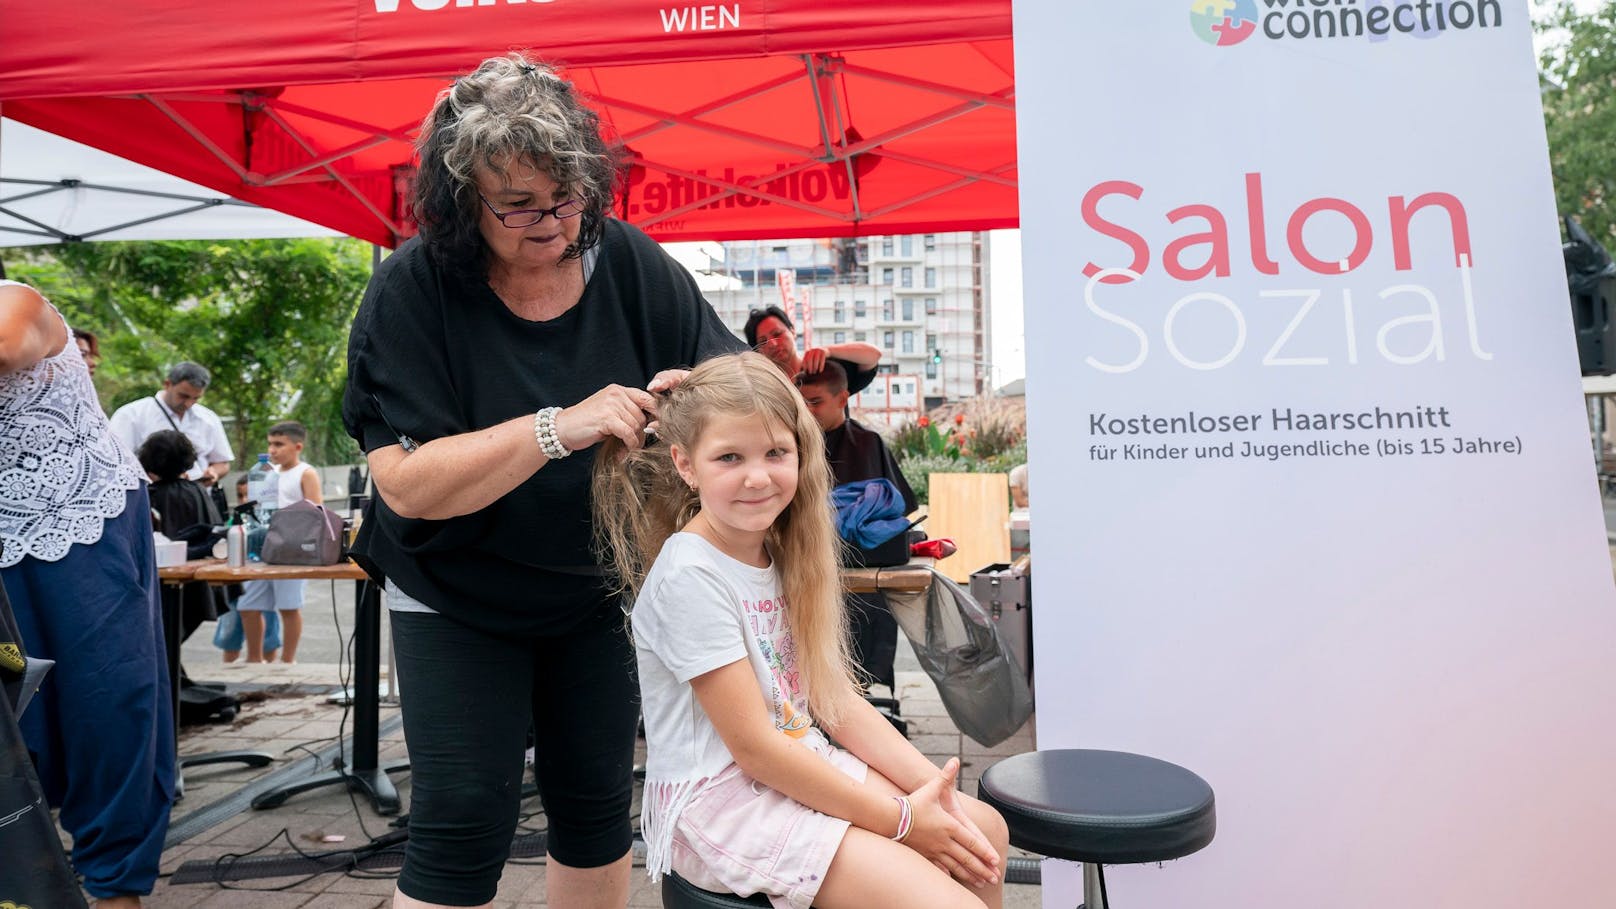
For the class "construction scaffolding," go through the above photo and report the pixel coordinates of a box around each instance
[702,231,991,413]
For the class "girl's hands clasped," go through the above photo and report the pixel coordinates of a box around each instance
[555,384,659,452]
[900,757,1001,887]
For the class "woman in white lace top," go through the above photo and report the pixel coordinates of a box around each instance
[0,279,175,908]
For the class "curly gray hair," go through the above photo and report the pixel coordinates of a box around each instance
[413,53,617,275]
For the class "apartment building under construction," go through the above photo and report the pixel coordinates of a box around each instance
[699,232,992,426]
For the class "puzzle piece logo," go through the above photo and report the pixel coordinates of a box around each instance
[1190,0,1259,46]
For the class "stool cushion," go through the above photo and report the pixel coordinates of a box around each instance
[661,871,775,908]
[977,749,1215,864]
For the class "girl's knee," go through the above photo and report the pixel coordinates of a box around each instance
[963,797,1010,853]
[947,887,991,909]
[987,805,1010,852]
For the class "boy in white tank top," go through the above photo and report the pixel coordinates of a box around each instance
[237,421,322,662]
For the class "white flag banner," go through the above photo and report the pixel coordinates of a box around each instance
[1013,1,1616,905]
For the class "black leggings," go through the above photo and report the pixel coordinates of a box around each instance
[390,603,638,906]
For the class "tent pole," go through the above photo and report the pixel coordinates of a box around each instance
[0,105,6,276]
[262,108,402,239]
[612,70,802,147]
[803,54,864,223]
[145,95,253,182]
[805,55,839,158]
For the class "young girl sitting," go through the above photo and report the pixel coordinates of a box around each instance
[594,352,1008,909]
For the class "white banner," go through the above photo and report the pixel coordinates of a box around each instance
[1014,1,1616,905]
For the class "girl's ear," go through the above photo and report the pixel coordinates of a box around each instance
[669,443,695,488]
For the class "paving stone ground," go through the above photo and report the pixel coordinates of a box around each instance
[59,605,1041,907]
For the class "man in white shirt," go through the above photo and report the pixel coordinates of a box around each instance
[108,362,234,487]
[1009,462,1029,510]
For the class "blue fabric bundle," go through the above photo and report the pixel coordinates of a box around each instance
[831,478,911,549]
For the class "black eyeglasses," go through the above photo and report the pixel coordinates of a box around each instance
[479,195,586,228]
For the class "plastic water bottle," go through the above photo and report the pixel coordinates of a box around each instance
[246,453,276,520]
[245,454,275,562]
[244,510,268,562]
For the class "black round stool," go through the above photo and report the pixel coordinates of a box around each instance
[662,870,773,908]
[977,749,1215,909]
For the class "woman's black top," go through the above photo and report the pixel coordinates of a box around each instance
[342,219,745,636]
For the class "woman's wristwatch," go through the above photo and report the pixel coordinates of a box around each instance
[534,406,572,460]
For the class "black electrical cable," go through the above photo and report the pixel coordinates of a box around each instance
[206,828,365,891]
[198,577,404,890]
[332,577,384,846]
[195,571,660,889]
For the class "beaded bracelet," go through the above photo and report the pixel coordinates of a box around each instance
[534,406,571,460]
[892,795,913,842]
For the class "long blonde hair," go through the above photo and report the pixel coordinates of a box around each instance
[593,352,858,726]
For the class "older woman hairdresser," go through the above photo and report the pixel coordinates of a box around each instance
[342,53,744,908]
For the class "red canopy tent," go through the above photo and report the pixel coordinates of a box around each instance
[0,0,1016,247]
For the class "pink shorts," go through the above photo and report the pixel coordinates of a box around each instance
[670,734,868,909]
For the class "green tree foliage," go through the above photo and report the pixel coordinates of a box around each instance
[1540,1,1616,246]
[6,238,372,467]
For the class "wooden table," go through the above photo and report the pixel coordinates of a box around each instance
[155,557,935,815]
[160,559,371,585]
[170,560,910,587]
[155,559,276,798]
[842,563,933,593]
[192,561,368,584]
[157,558,217,584]
[167,558,399,814]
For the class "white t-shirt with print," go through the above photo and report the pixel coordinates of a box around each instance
[633,531,817,878]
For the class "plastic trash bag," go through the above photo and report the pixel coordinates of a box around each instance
[0,582,89,909]
[886,570,1033,747]
[1563,215,1616,296]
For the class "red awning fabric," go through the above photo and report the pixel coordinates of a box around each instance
[0,1,1016,246]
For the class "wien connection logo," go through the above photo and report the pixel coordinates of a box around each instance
[1191,0,1258,46]
[1191,0,1502,45]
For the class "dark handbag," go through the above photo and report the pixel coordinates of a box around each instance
[841,528,914,568]
[840,517,926,569]
[261,500,343,566]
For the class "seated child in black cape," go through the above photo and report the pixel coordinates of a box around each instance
[136,430,228,679]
